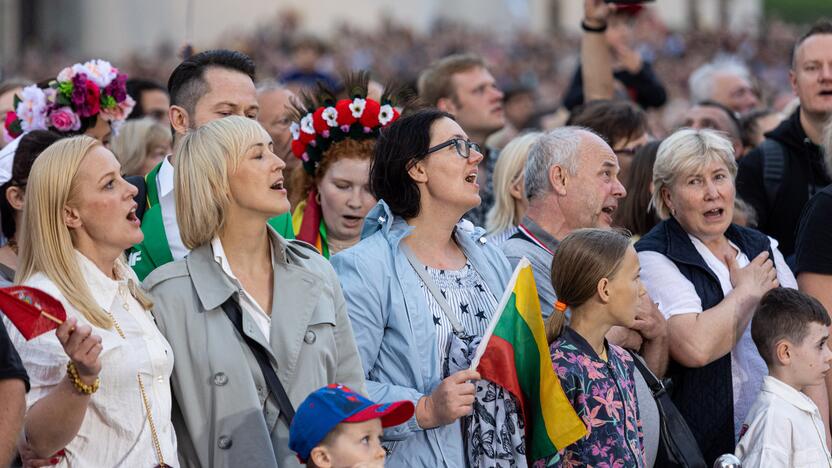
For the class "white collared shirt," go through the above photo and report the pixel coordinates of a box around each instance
[157,156,189,261]
[736,376,832,467]
[5,251,178,467]
[211,236,273,343]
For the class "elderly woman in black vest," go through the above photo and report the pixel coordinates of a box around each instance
[635,129,800,465]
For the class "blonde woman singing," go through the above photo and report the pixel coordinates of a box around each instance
[7,135,177,467]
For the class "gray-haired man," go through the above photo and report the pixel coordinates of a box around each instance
[501,126,626,315]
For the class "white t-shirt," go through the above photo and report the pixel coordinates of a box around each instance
[638,234,796,441]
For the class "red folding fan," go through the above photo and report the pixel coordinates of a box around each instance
[0,286,67,340]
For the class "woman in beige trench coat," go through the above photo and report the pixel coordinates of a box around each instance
[144,116,366,468]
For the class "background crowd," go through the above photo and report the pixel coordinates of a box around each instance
[1,0,832,467]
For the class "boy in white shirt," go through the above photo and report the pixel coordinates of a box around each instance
[736,288,832,467]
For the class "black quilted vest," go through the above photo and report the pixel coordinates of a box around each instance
[635,217,772,466]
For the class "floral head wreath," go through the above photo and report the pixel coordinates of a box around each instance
[288,71,411,176]
[3,59,135,142]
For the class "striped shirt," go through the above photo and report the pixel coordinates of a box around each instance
[419,262,498,376]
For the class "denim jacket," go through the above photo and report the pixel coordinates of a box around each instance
[331,201,512,467]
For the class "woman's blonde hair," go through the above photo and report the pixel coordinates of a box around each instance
[16,135,152,328]
[650,128,737,220]
[545,229,632,343]
[175,115,271,249]
[485,132,540,234]
[111,117,171,177]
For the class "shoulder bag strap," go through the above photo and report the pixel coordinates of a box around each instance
[221,297,295,426]
[400,244,465,335]
[627,349,666,397]
[761,139,786,208]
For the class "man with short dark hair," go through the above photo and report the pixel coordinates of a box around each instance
[128,49,293,280]
[737,21,832,259]
[126,78,170,123]
[417,54,505,226]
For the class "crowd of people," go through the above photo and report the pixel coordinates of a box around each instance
[0,0,832,466]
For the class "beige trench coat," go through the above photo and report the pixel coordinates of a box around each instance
[144,228,366,468]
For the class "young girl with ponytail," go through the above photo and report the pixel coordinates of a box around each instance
[544,228,646,467]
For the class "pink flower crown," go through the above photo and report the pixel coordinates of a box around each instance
[3,59,135,142]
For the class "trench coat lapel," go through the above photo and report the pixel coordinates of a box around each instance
[187,243,279,364]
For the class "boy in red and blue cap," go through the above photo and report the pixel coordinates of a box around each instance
[289,384,414,468]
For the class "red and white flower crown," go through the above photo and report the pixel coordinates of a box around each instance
[288,72,409,175]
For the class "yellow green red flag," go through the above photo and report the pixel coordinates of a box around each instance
[470,258,587,461]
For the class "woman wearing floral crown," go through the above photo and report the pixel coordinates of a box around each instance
[287,73,407,258]
[0,59,135,187]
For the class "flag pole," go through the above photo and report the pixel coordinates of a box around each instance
[469,257,531,370]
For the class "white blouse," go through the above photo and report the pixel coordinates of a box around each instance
[211,236,273,343]
[5,251,177,467]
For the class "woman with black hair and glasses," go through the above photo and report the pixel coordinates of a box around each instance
[331,109,518,467]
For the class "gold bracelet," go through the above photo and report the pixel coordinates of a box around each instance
[66,362,100,395]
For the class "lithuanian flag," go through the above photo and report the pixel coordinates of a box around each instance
[470,258,587,461]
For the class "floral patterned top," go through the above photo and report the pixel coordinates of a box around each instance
[541,327,645,468]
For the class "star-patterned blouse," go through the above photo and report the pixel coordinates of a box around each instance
[420,261,496,367]
[541,326,646,468]
[420,262,527,467]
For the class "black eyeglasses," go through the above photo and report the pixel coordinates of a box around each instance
[423,138,482,159]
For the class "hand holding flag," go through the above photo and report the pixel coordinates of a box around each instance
[0,285,102,380]
[0,286,67,340]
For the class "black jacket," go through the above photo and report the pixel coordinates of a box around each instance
[736,108,829,258]
[636,217,773,467]
[562,62,667,111]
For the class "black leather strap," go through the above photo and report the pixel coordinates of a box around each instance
[628,350,666,398]
[221,297,295,426]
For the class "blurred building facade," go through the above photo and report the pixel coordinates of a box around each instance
[1,0,762,74]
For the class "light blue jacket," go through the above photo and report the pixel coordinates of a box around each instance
[331,201,512,468]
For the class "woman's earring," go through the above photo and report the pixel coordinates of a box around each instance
[315,191,322,204]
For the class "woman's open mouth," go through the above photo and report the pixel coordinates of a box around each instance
[126,206,139,225]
